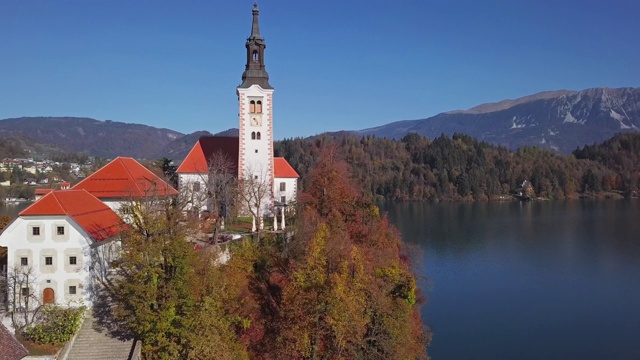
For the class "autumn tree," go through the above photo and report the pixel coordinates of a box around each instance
[229,145,430,359]
[105,197,246,359]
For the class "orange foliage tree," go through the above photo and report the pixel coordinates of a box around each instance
[223,144,430,359]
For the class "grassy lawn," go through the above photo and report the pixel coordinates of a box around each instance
[225,217,253,233]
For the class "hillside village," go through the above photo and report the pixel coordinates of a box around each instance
[0,156,105,203]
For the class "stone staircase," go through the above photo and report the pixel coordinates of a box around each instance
[62,314,139,360]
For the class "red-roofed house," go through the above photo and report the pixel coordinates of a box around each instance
[34,188,53,201]
[0,190,124,307]
[73,157,178,212]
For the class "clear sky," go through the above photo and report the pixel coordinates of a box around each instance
[1,1,639,139]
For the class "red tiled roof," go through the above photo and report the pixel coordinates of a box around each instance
[177,137,298,178]
[73,157,178,198]
[35,188,54,195]
[0,323,28,360]
[20,190,123,242]
[274,157,299,178]
[177,136,239,174]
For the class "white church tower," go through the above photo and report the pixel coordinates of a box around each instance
[237,2,275,213]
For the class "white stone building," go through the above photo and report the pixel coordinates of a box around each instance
[0,190,123,307]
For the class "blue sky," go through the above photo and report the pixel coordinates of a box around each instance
[1,1,639,139]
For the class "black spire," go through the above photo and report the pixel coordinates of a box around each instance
[239,2,272,89]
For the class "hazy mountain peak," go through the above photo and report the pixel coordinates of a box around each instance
[447,90,575,115]
[358,87,640,153]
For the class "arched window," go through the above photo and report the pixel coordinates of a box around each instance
[256,100,262,113]
[256,132,261,140]
[249,100,256,113]
[193,181,200,192]
[252,50,259,62]
[251,132,256,140]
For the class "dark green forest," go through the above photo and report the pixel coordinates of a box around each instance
[275,132,640,201]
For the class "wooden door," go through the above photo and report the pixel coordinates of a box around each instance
[43,288,55,304]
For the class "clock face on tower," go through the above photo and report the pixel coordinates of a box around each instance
[251,117,262,126]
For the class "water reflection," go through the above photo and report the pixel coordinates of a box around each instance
[381,199,640,360]
[0,202,32,218]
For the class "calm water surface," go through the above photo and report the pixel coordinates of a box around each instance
[381,200,640,360]
[0,202,31,218]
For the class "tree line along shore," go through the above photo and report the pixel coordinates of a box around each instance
[275,132,640,202]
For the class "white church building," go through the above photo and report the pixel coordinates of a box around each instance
[177,3,299,219]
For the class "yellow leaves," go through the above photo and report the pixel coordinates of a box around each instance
[376,265,417,305]
[325,247,368,353]
[292,224,328,289]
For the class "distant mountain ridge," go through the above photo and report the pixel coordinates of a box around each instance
[0,117,231,160]
[0,117,186,159]
[2,87,639,160]
[357,87,640,153]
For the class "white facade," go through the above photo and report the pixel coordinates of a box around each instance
[0,216,117,307]
[274,177,297,206]
[238,85,275,183]
[238,85,275,216]
[100,199,125,213]
[178,173,210,212]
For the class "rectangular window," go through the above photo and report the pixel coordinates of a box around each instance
[45,257,53,265]
[32,226,40,236]
[69,286,77,295]
[280,182,286,191]
[21,287,29,297]
[281,196,286,204]
[57,226,65,235]
[20,257,28,266]
[69,256,77,265]
[192,181,200,192]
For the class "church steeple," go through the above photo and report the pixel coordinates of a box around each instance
[240,2,272,89]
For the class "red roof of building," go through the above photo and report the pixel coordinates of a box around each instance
[20,190,123,242]
[73,157,178,198]
[61,181,71,186]
[35,188,54,195]
[177,137,299,178]
[0,323,28,360]
[274,157,299,178]
[177,136,239,174]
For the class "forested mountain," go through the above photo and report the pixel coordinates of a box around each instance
[357,87,640,154]
[156,130,213,160]
[0,117,185,159]
[0,117,235,160]
[0,137,28,159]
[275,132,640,201]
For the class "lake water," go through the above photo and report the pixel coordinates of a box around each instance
[381,200,640,360]
[0,202,31,218]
